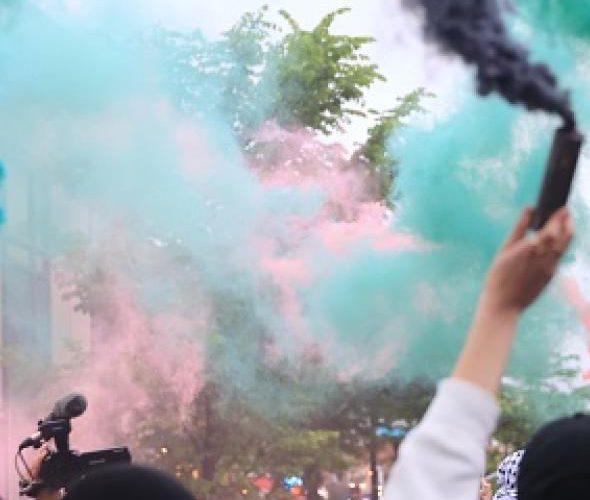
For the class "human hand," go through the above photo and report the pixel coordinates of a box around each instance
[29,444,50,481]
[453,207,574,395]
[36,488,62,500]
[482,207,574,316]
[28,445,62,500]
[479,478,492,500]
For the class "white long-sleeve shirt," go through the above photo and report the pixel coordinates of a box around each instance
[383,379,501,500]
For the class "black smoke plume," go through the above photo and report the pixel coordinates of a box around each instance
[404,0,575,127]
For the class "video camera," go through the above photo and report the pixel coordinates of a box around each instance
[16,393,131,497]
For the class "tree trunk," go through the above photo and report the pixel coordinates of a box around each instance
[370,436,379,500]
[304,464,322,500]
[201,387,218,483]
[370,415,379,500]
[202,454,218,483]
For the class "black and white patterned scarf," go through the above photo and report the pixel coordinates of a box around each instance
[493,449,524,500]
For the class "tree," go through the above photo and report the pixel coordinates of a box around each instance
[136,373,351,499]
[272,8,384,134]
[157,6,426,203]
[353,88,432,202]
[54,7,431,498]
[158,7,385,137]
[155,6,277,137]
[265,429,349,499]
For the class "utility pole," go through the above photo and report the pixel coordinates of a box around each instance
[370,414,379,500]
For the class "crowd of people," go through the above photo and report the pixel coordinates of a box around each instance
[22,207,585,500]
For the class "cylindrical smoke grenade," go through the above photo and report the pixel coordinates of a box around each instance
[531,126,584,230]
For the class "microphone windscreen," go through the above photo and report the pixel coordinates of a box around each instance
[49,393,88,420]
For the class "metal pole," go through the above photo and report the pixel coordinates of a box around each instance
[370,416,379,500]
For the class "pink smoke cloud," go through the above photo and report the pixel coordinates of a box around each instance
[250,123,425,371]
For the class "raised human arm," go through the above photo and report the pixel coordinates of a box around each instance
[453,207,573,394]
[385,207,574,500]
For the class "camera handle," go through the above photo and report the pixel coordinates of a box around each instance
[38,419,72,454]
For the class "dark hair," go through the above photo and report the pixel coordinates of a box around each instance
[518,414,590,500]
[64,464,194,500]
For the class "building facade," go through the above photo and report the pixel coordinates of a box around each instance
[0,168,92,498]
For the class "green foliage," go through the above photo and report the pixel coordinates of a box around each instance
[158,6,386,136]
[353,88,432,201]
[154,11,274,136]
[51,8,432,498]
[155,6,427,203]
[135,379,349,499]
[135,376,434,499]
[333,379,434,457]
[272,8,384,133]
[267,429,349,476]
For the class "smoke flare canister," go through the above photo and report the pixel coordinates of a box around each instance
[531,127,584,230]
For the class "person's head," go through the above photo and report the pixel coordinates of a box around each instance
[493,449,524,500]
[64,464,194,500]
[518,413,590,500]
